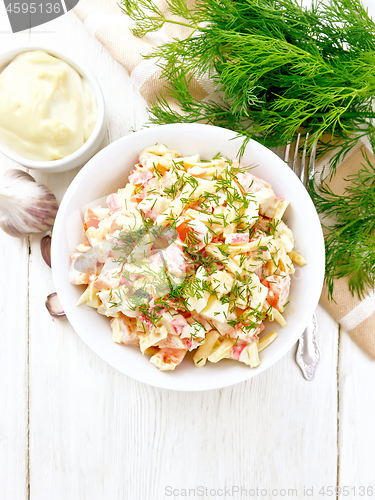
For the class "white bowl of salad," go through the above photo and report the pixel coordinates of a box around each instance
[52,123,325,391]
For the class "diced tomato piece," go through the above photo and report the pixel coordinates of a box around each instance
[176,221,193,242]
[84,208,100,229]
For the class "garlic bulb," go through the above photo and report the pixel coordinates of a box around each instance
[0,169,58,237]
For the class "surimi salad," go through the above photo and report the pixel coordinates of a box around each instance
[69,145,306,371]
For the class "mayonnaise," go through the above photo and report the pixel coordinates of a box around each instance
[0,50,98,161]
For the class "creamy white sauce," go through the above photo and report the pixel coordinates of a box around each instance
[0,50,97,161]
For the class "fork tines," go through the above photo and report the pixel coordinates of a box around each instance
[284,133,317,187]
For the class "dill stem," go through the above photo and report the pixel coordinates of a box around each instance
[150,17,202,31]
[246,110,375,119]
[196,112,233,119]
[333,215,372,237]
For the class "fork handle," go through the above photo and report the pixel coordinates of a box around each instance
[295,313,320,380]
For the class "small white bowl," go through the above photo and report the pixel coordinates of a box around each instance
[0,45,106,173]
[52,124,325,391]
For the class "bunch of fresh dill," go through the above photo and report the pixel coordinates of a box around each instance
[121,0,375,168]
[309,152,375,299]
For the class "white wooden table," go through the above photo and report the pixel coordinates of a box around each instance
[0,7,375,500]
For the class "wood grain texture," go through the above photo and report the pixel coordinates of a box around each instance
[26,307,339,500]
[338,331,375,497]
[0,25,31,499]
[0,159,29,500]
[0,17,30,497]
[0,3,373,499]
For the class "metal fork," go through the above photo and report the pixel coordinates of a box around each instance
[284,133,321,381]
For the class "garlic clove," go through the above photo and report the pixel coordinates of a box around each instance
[45,292,66,320]
[41,234,52,267]
[0,169,59,238]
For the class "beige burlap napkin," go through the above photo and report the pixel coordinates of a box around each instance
[318,145,375,358]
[74,0,375,359]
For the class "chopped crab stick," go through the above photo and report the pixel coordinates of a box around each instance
[225,233,250,245]
[149,348,187,371]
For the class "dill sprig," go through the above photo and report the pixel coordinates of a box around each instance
[309,150,375,299]
[121,0,375,169]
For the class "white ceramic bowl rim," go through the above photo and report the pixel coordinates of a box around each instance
[52,123,325,391]
[0,44,105,169]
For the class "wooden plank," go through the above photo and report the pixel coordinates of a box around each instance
[0,160,29,500]
[0,12,32,500]
[338,329,375,498]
